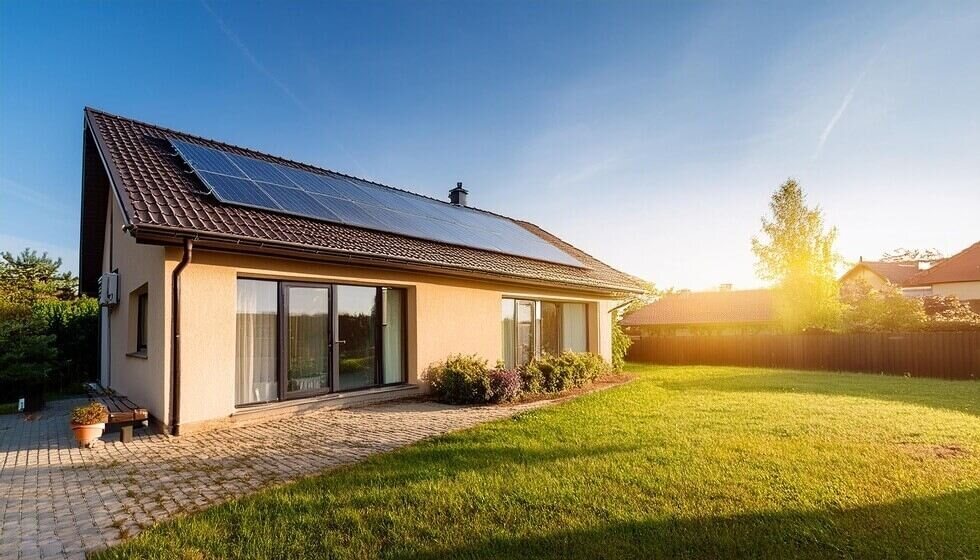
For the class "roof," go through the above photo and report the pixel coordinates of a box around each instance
[840,260,922,286]
[620,289,775,327]
[79,108,646,295]
[904,242,980,286]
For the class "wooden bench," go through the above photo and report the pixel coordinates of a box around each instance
[84,383,149,443]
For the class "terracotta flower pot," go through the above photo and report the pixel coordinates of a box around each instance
[71,422,105,448]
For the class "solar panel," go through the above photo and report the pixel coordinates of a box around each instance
[170,138,582,267]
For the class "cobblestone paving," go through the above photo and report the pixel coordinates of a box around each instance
[0,396,551,560]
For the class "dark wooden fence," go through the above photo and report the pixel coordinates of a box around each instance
[627,332,980,380]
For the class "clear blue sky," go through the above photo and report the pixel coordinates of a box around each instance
[2,1,978,290]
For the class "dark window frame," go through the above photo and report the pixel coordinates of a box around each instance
[136,292,148,353]
[235,277,408,408]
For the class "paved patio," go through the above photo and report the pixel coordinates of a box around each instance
[0,396,548,559]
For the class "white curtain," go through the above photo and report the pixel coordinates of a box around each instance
[561,303,588,352]
[236,279,278,404]
[382,288,405,384]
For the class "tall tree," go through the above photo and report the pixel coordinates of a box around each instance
[751,179,842,331]
[0,249,77,305]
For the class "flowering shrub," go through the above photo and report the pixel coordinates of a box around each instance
[488,368,522,403]
[428,351,608,404]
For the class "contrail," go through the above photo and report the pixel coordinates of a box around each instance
[813,44,886,160]
[199,0,311,114]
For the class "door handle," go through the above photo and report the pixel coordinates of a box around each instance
[335,339,346,345]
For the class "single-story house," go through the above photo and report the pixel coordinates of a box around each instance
[903,242,980,312]
[79,108,645,434]
[620,288,776,336]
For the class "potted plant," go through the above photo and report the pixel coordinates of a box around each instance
[70,402,108,448]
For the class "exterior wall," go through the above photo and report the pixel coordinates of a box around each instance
[101,199,169,423]
[161,249,618,429]
[929,281,980,301]
[840,268,888,299]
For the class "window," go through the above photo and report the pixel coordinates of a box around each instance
[501,299,590,368]
[235,279,407,406]
[236,279,278,405]
[136,293,148,353]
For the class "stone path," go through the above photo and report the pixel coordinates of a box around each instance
[0,396,552,559]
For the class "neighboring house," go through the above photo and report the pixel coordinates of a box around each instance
[839,258,925,297]
[904,242,980,311]
[79,108,645,434]
[621,288,777,336]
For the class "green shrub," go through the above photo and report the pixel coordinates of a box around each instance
[523,351,608,394]
[426,354,492,404]
[0,302,57,395]
[32,297,100,393]
[611,316,632,371]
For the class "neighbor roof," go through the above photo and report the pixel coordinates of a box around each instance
[79,108,645,295]
[620,289,775,327]
[904,242,980,287]
[840,260,922,286]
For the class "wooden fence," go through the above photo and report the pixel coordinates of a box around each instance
[626,331,980,380]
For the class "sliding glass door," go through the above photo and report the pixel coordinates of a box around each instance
[284,284,331,397]
[235,279,406,407]
[336,285,378,391]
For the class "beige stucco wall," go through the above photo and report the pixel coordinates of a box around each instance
[102,200,169,423]
[930,281,980,300]
[154,248,618,429]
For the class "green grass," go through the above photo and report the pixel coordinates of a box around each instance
[98,365,980,559]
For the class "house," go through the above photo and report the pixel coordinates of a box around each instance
[620,288,777,336]
[839,242,980,311]
[78,108,645,434]
[903,242,980,312]
[839,258,925,298]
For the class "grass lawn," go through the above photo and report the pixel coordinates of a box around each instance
[98,365,980,559]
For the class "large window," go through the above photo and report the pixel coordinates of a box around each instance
[501,298,589,368]
[235,279,407,406]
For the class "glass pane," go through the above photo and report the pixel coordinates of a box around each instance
[561,303,588,352]
[286,286,331,394]
[236,279,278,405]
[338,285,378,390]
[382,288,405,384]
[516,300,535,366]
[501,299,515,368]
[540,301,560,356]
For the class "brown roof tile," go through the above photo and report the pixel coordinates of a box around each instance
[621,289,775,326]
[81,108,645,294]
[841,260,923,285]
[904,242,980,286]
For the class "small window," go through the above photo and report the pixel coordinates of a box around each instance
[136,292,148,353]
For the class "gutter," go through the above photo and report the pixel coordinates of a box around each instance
[129,223,646,297]
[169,238,193,436]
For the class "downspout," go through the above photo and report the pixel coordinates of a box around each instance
[170,238,193,436]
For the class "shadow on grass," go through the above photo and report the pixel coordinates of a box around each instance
[397,488,980,560]
[648,366,980,417]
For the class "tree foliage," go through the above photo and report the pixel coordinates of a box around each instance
[841,280,926,332]
[880,248,943,263]
[751,179,842,332]
[0,248,99,400]
[0,249,78,305]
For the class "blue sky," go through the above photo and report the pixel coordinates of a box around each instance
[1,1,978,290]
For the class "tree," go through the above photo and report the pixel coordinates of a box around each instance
[0,249,78,305]
[880,248,943,263]
[923,296,980,330]
[842,280,926,332]
[751,179,842,332]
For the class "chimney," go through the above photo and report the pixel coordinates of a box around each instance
[449,182,468,206]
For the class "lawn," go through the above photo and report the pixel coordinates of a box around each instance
[98,365,980,559]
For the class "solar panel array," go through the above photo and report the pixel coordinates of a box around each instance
[169,138,582,267]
